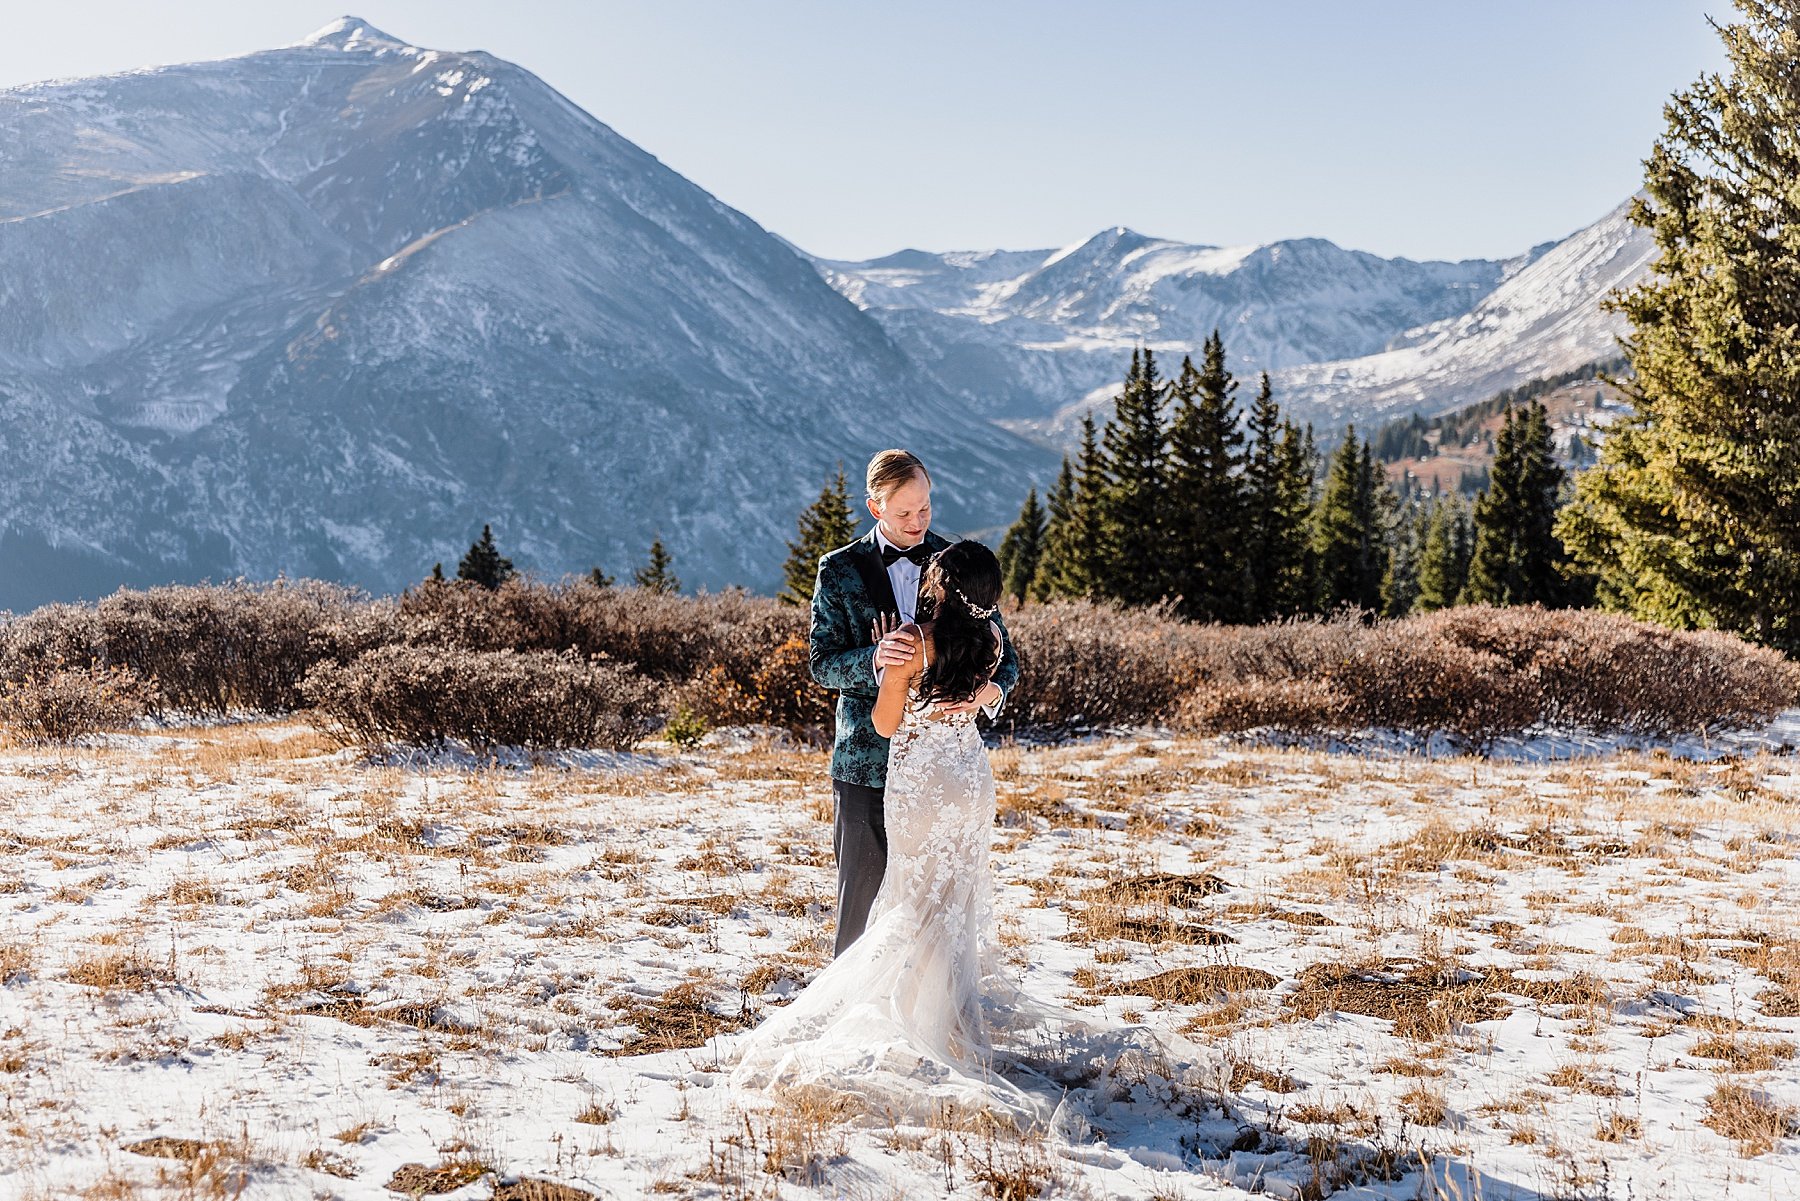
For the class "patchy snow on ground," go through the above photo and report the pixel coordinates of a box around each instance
[2,717,1799,1199]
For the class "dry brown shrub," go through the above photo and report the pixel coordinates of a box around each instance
[1002,600,1205,729]
[0,663,148,743]
[1167,604,1799,745]
[1182,676,1353,735]
[0,578,388,716]
[1703,1083,1799,1155]
[678,634,832,740]
[300,644,657,751]
[396,577,799,682]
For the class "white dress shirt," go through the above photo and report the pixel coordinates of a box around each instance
[874,526,923,624]
[871,527,1004,718]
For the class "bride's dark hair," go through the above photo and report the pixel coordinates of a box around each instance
[915,539,1003,706]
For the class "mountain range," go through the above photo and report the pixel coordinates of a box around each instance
[811,202,1652,446]
[0,17,1051,610]
[0,17,1658,608]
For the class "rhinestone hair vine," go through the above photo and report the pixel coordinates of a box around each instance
[952,585,998,619]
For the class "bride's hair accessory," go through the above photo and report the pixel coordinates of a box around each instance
[952,585,997,619]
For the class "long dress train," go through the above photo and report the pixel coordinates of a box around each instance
[723,653,1181,1132]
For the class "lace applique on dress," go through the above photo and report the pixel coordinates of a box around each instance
[724,639,1209,1136]
[726,645,1059,1124]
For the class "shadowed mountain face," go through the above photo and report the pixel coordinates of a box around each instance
[0,17,1053,609]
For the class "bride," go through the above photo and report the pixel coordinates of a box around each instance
[724,540,1150,1131]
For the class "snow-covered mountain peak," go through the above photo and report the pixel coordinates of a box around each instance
[0,21,1052,607]
[296,16,414,54]
[1040,225,1156,270]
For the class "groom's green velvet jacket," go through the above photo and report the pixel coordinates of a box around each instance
[809,527,1020,789]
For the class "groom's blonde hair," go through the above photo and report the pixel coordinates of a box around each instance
[865,449,930,507]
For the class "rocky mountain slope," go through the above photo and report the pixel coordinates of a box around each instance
[0,17,1052,609]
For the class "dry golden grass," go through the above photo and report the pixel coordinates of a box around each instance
[66,950,175,992]
[1594,1112,1642,1142]
[1065,891,1235,947]
[1080,871,1230,908]
[1096,965,1279,1004]
[491,1180,603,1201]
[1285,957,1510,1040]
[1703,1083,1798,1156]
[1227,1058,1299,1093]
[1397,1082,1448,1126]
[1544,1063,1624,1097]
[385,1158,491,1195]
[603,981,747,1057]
[1690,1034,1796,1072]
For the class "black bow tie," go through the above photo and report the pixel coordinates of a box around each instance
[881,541,932,568]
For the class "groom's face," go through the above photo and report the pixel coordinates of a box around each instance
[867,473,930,548]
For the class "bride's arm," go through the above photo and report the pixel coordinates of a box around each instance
[871,624,924,739]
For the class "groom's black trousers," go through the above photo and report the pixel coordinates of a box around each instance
[831,778,887,958]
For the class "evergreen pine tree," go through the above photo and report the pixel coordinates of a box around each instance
[589,565,614,589]
[1029,458,1078,600]
[1557,1,1800,650]
[1463,402,1568,606]
[1097,349,1169,606]
[1165,334,1248,621]
[634,537,680,594]
[996,487,1047,604]
[1381,496,1426,617]
[1038,415,1112,600]
[1311,428,1385,612]
[429,562,445,583]
[456,524,515,590]
[780,466,857,606]
[1416,495,1475,612]
[1284,422,1323,615]
[1243,373,1314,621]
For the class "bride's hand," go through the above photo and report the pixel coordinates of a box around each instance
[872,613,916,669]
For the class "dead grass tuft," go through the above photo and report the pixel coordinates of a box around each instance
[121,1137,224,1161]
[1702,1082,1798,1156]
[1690,1034,1796,1072]
[1285,958,1509,1039]
[1081,871,1230,908]
[1098,965,1278,1003]
[491,1180,602,1201]
[604,981,747,1056]
[385,1159,490,1196]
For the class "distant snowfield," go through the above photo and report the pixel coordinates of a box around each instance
[3,717,1799,1199]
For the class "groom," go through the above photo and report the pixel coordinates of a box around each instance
[808,449,1020,957]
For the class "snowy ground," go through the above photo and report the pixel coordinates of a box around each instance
[3,714,1800,1200]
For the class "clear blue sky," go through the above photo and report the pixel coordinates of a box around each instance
[2,1,1728,262]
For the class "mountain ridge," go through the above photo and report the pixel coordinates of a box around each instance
[0,17,1052,610]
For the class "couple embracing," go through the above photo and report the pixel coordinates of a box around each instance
[721,449,1121,1129]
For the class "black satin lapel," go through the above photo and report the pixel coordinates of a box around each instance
[851,532,900,628]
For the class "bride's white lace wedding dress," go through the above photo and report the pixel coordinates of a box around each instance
[724,647,1121,1130]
